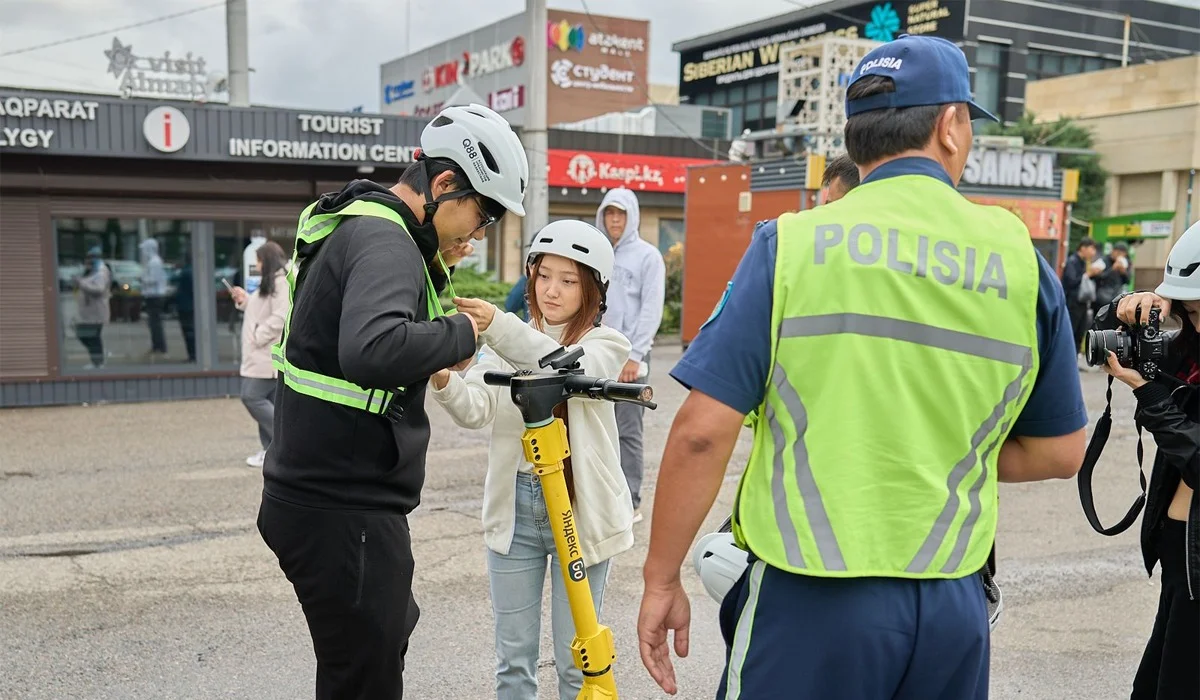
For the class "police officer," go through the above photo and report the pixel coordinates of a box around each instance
[257,104,528,699]
[637,35,1088,699]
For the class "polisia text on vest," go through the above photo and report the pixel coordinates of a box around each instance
[814,222,1008,299]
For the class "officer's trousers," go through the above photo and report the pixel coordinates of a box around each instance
[258,492,421,699]
[716,560,989,700]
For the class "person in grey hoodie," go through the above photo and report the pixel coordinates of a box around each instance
[596,187,665,521]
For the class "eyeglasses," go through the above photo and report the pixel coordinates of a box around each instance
[472,198,496,233]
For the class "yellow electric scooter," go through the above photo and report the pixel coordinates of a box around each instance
[483,345,656,700]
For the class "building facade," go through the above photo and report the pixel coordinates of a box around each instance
[1025,54,1200,290]
[673,0,1199,133]
[0,87,724,407]
[379,9,651,126]
[680,144,1077,343]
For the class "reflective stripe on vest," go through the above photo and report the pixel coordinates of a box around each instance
[731,174,1041,579]
[272,199,448,414]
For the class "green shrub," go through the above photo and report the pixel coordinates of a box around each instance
[440,267,513,307]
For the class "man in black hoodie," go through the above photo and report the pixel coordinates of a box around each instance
[257,105,529,699]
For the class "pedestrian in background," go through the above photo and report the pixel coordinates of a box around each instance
[74,246,112,369]
[229,241,290,468]
[598,187,665,523]
[820,153,861,204]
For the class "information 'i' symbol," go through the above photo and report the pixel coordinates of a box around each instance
[143,106,191,154]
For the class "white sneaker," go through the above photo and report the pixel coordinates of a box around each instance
[632,509,644,524]
[246,450,265,468]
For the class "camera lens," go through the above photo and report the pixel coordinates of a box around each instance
[1084,329,1132,367]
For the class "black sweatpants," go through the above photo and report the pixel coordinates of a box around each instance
[1131,520,1200,700]
[258,493,421,699]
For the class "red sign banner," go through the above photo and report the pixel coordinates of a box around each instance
[967,196,1067,240]
[547,149,714,194]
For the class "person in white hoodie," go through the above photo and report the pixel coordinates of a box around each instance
[596,187,665,522]
[429,220,634,700]
[229,241,291,468]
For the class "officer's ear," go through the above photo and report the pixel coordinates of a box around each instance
[936,104,965,157]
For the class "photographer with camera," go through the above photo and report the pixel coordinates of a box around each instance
[1085,221,1199,700]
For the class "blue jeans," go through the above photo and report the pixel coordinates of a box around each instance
[488,472,611,700]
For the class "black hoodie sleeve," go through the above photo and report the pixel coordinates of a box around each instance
[1134,382,1200,490]
[336,218,476,388]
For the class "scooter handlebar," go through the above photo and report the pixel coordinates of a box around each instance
[480,371,655,408]
[564,376,656,408]
[483,371,514,387]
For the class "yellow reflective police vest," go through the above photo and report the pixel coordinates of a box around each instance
[271,200,449,415]
[730,174,1041,579]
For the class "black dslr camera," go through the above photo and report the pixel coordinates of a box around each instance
[1084,306,1170,379]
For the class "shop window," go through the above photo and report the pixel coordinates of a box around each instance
[692,93,710,106]
[1062,55,1082,74]
[747,82,764,101]
[728,85,745,105]
[731,105,745,134]
[745,101,763,122]
[213,220,296,367]
[972,43,1005,119]
[712,90,728,106]
[765,80,778,98]
[55,218,198,371]
[657,219,685,256]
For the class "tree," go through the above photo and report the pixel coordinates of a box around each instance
[980,112,1108,248]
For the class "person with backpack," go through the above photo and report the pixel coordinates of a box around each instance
[429,220,635,700]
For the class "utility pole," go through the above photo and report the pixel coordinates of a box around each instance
[521,0,549,253]
[226,0,250,106]
[1121,14,1131,68]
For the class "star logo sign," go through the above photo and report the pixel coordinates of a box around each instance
[865,3,902,42]
[104,38,135,78]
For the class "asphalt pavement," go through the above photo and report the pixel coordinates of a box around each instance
[0,345,1165,699]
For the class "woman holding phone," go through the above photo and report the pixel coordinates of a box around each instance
[229,241,290,468]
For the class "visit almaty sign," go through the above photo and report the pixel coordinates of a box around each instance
[105,37,225,101]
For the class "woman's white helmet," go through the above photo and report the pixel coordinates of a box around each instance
[526,220,614,285]
[1156,219,1200,301]
[693,531,750,604]
[420,104,529,216]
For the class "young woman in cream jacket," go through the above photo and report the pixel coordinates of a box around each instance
[430,220,635,700]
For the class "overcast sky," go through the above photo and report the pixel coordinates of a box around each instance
[0,0,821,112]
[2,0,1196,113]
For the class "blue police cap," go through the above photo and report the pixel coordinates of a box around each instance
[845,34,999,122]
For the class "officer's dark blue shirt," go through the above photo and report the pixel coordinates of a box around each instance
[671,157,1088,438]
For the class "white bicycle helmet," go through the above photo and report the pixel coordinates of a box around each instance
[526,220,614,285]
[693,530,750,604]
[420,104,529,216]
[1156,219,1200,301]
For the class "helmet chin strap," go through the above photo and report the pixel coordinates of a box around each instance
[416,152,479,224]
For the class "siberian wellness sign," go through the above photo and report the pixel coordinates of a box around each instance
[679,0,963,92]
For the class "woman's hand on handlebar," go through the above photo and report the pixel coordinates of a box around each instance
[454,297,497,333]
[1116,293,1171,325]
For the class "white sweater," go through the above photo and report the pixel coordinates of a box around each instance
[430,309,635,566]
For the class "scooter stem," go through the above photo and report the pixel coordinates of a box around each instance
[522,419,619,700]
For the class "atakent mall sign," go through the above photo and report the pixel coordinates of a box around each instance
[104,37,227,101]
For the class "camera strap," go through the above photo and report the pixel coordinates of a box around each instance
[1077,375,1148,536]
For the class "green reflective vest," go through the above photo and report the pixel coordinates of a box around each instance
[271,199,449,415]
[731,174,1041,579]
